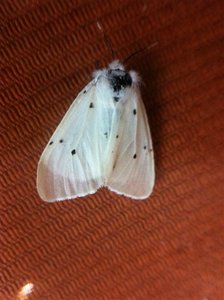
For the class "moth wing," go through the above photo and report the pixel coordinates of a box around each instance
[107,87,155,199]
[37,80,105,202]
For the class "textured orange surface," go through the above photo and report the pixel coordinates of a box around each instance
[1,1,224,299]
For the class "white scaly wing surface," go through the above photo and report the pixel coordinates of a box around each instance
[107,86,155,199]
[37,77,113,201]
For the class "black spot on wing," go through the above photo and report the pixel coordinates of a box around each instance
[59,139,63,143]
[116,135,119,138]
[133,109,137,115]
[144,146,147,150]
[104,132,108,138]
[89,102,94,108]
[133,154,137,159]
[114,97,119,102]
[71,149,76,155]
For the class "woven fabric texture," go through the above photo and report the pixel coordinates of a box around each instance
[1,0,224,299]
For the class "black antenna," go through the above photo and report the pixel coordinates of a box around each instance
[123,42,158,64]
[96,20,115,60]
[96,19,158,65]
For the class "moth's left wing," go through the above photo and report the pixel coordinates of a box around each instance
[37,79,106,202]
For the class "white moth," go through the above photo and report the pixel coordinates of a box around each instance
[37,60,155,201]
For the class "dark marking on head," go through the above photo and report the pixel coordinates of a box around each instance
[133,154,137,159]
[89,102,94,108]
[71,149,76,155]
[108,71,132,92]
[59,139,63,143]
[114,97,119,102]
[133,109,137,115]
[49,141,53,145]
[144,146,147,150]
[116,135,119,138]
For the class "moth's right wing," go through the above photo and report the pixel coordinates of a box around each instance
[37,79,107,202]
[107,87,155,199]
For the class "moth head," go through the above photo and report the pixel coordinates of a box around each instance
[107,61,139,92]
[107,70,132,92]
[93,60,140,93]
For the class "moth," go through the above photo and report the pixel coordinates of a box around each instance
[37,60,155,201]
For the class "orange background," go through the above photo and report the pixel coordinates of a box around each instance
[1,0,224,299]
